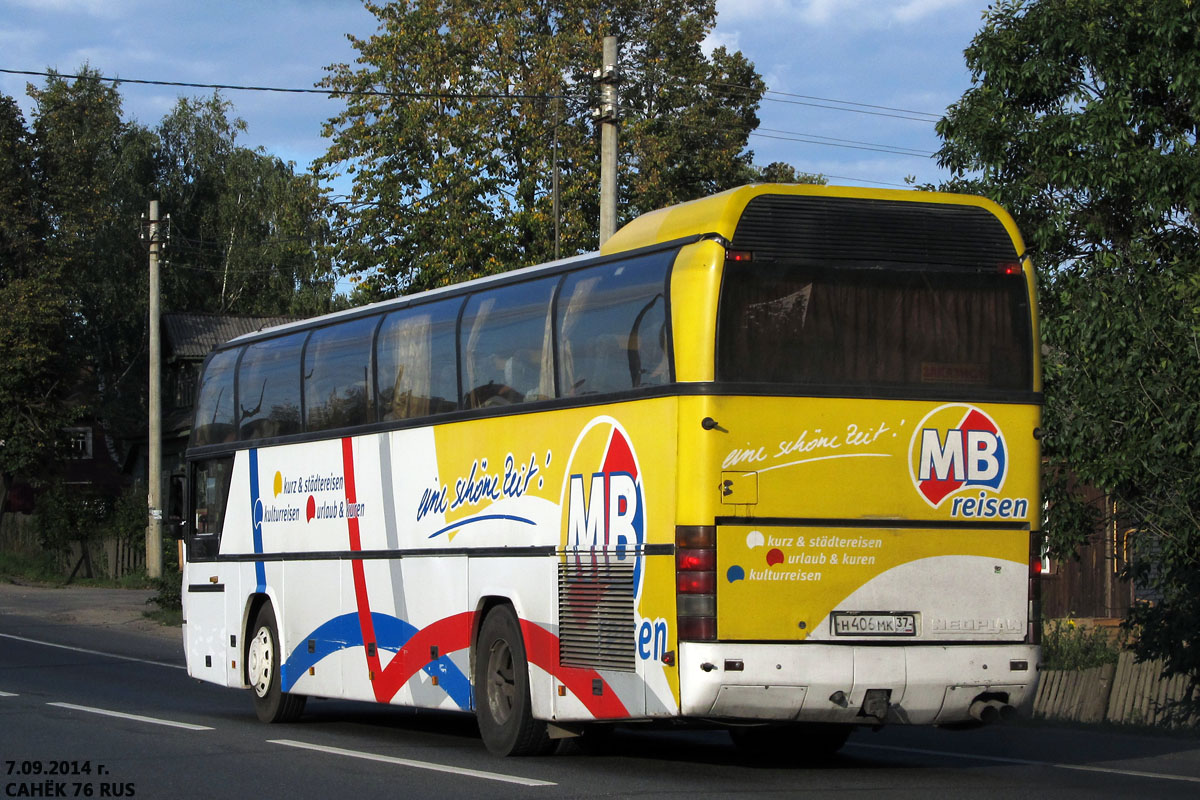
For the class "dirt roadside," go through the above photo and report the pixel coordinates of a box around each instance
[0,578,182,642]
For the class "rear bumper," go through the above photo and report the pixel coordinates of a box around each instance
[679,641,1039,725]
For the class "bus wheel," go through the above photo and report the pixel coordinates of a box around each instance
[247,604,306,723]
[474,606,551,756]
[729,723,852,762]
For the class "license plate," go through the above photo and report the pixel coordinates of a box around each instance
[831,612,917,636]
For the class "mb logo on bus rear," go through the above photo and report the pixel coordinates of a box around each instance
[909,404,1029,520]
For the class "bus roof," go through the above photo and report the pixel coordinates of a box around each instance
[600,183,1023,257]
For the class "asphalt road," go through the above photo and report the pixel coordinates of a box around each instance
[2,583,1199,799]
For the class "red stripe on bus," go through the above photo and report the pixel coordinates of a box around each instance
[342,436,384,701]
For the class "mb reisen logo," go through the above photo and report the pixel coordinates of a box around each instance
[909,404,1028,520]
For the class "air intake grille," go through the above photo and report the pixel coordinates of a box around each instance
[558,557,636,672]
[731,194,1019,269]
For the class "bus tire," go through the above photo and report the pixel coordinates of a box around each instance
[247,603,306,723]
[729,723,852,762]
[474,605,551,756]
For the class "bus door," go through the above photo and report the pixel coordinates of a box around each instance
[183,457,236,684]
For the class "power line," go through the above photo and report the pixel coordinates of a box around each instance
[756,126,934,157]
[706,80,942,123]
[0,68,583,102]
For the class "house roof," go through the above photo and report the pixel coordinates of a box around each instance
[163,313,299,360]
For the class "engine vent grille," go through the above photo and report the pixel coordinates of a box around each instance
[731,194,1019,269]
[558,556,636,673]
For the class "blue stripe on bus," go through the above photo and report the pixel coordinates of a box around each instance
[248,449,265,593]
[425,513,536,539]
[283,611,471,710]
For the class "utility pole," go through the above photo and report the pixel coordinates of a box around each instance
[596,35,619,246]
[145,200,163,579]
[552,98,561,261]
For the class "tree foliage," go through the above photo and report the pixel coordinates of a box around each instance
[156,94,336,316]
[0,70,337,507]
[936,0,1200,702]
[318,0,768,296]
[0,94,77,501]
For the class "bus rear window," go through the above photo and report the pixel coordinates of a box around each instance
[717,263,1032,393]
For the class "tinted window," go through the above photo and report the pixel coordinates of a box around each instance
[558,254,670,395]
[238,332,305,440]
[304,317,376,431]
[718,263,1032,392]
[460,278,557,409]
[377,299,461,420]
[189,457,233,560]
[191,348,240,447]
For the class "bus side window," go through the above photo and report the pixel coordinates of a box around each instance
[460,278,557,409]
[191,348,240,447]
[557,253,671,395]
[189,457,233,560]
[304,316,376,432]
[238,332,305,441]
[377,298,461,421]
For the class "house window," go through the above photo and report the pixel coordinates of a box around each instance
[65,427,93,459]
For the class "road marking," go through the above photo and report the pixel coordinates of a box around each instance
[0,633,184,670]
[47,702,213,731]
[269,739,556,787]
[848,742,1200,785]
[0,690,17,697]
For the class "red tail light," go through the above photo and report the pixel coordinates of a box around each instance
[1028,532,1044,644]
[676,525,716,641]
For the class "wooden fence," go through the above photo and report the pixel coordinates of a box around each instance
[1034,651,1198,728]
[1,512,144,580]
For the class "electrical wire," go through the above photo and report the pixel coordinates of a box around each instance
[0,68,584,102]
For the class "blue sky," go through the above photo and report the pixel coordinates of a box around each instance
[0,0,989,191]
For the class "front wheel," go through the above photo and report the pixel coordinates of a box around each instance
[247,603,306,723]
[474,605,551,756]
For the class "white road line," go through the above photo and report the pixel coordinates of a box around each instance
[0,690,17,697]
[269,739,556,787]
[848,742,1200,785]
[47,702,213,731]
[0,633,184,670]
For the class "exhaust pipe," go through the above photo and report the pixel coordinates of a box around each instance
[969,699,1017,724]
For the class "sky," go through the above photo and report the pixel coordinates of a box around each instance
[0,0,990,195]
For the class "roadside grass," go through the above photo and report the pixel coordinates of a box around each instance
[1041,617,1126,671]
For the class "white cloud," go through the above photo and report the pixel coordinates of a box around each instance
[3,0,140,17]
[893,0,973,23]
[717,0,973,29]
[701,29,741,57]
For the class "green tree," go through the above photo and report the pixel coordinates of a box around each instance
[936,0,1200,709]
[317,0,766,296]
[28,68,156,438]
[0,94,76,516]
[754,161,826,185]
[156,94,337,317]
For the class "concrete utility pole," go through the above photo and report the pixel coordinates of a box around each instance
[145,200,163,579]
[596,35,619,246]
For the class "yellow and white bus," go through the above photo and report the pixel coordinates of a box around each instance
[181,184,1042,757]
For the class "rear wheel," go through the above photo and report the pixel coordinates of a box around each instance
[474,605,551,756]
[247,604,306,723]
[729,723,852,763]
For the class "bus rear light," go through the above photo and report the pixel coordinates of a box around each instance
[677,547,716,571]
[677,594,715,616]
[726,249,753,262]
[999,261,1022,275]
[677,571,715,595]
[677,616,716,641]
[676,525,716,641]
